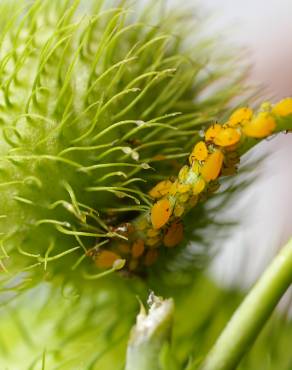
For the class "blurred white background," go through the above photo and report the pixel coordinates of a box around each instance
[199,0,292,289]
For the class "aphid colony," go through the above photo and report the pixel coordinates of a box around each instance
[94,98,292,272]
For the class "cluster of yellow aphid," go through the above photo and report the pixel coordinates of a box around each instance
[94,98,292,272]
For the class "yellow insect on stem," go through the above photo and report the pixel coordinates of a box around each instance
[189,141,208,163]
[151,198,172,229]
[243,112,276,138]
[205,123,223,142]
[272,98,292,117]
[192,177,206,195]
[213,127,241,147]
[149,180,173,199]
[201,150,224,182]
[228,107,253,127]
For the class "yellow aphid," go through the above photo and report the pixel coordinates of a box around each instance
[178,165,189,182]
[144,249,158,266]
[201,150,224,182]
[205,124,223,142]
[193,177,205,195]
[189,141,208,164]
[214,127,241,147]
[151,198,172,229]
[95,250,121,269]
[146,237,160,247]
[273,98,292,117]
[243,112,276,138]
[191,161,202,175]
[131,239,145,258]
[174,203,185,217]
[177,183,191,193]
[163,221,184,248]
[229,107,253,127]
[179,193,189,203]
[149,180,173,198]
[169,181,178,196]
[147,228,160,238]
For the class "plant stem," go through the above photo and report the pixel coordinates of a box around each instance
[200,238,292,370]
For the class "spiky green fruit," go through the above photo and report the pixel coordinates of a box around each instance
[0,0,242,285]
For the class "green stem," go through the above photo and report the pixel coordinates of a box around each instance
[200,238,292,370]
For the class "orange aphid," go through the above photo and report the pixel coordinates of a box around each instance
[95,250,121,269]
[163,221,184,248]
[149,180,173,198]
[144,249,158,266]
[229,107,253,127]
[189,141,208,164]
[213,127,241,147]
[201,150,224,182]
[243,112,276,138]
[273,98,292,117]
[205,124,222,142]
[151,198,172,229]
[132,239,145,258]
[192,177,205,195]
